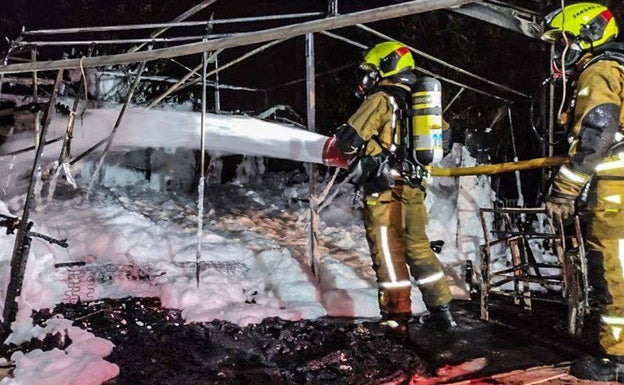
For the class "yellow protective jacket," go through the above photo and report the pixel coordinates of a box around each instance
[340,80,408,158]
[336,79,448,163]
[551,58,624,198]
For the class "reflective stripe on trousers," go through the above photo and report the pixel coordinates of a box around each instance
[587,166,624,355]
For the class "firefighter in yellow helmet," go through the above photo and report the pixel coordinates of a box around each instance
[327,41,455,339]
[542,2,624,381]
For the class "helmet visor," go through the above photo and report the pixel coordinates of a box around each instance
[355,67,379,98]
[359,62,378,72]
[554,39,583,69]
[544,31,584,71]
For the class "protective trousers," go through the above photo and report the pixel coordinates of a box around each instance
[588,154,624,356]
[363,183,452,319]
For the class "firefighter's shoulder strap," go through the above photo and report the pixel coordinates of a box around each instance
[582,42,624,70]
[377,84,410,108]
[375,84,410,152]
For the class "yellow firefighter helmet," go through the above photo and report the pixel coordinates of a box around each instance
[542,3,618,69]
[361,41,415,78]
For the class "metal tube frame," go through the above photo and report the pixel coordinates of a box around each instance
[17,34,237,47]
[22,12,324,36]
[0,0,479,74]
[196,45,208,287]
[305,32,321,278]
[318,27,516,103]
[478,206,590,336]
[85,54,150,200]
[3,68,64,326]
[152,39,287,106]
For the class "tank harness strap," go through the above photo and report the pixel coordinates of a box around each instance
[377,85,410,149]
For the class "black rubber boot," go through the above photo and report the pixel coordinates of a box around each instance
[420,303,457,330]
[379,315,410,339]
[570,355,624,382]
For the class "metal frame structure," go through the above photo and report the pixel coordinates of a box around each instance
[0,0,548,326]
[478,207,590,336]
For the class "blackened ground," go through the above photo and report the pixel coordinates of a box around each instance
[12,296,601,385]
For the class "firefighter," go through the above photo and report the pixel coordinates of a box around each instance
[323,41,455,339]
[542,2,624,381]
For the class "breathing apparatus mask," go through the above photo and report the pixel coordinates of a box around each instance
[355,63,380,99]
[542,3,619,79]
[355,41,415,99]
[549,32,585,78]
[532,3,619,143]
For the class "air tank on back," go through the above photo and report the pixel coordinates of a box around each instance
[410,76,443,165]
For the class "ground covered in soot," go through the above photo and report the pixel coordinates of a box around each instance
[4,296,602,385]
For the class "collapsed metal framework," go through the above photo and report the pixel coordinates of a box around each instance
[0,0,547,325]
[479,207,589,336]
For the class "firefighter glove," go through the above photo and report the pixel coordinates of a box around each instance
[545,193,577,220]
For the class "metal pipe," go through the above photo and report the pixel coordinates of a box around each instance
[129,0,218,54]
[23,12,324,35]
[162,39,287,103]
[268,62,357,90]
[0,0,479,74]
[484,0,541,16]
[55,47,94,170]
[305,32,320,278]
[443,87,464,114]
[146,50,221,108]
[98,70,262,91]
[0,136,63,158]
[319,29,514,102]
[31,49,38,103]
[17,34,235,47]
[356,23,529,99]
[7,56,32,63]
[196,45,208,288]
[0,45,15,96]
[548,46,555,159]
[214,55,221,112]
[319,30,366,48]
[1,76,55,86]
[3,68,64,326]
[85,54,150,200]
[328,0,339,17]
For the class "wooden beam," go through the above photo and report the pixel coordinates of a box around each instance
[0,0,478,74]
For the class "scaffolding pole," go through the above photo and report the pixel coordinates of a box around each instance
[55,48,94,174]
[0,0,479,74]
[0,76,55,86]
[355,23,528,99]
[17,34,236,47]
[319,28,515,102]
[145,50,220,108]
[30,49,37,103]
[129,0,218,54]
[147,39,286,107]
[85,56,149,200]
[23,12,323,35]
[214,55,221,112]
[305,33,321,278]
[196,47,208,288]
[3,69,64,326]
[98,70,261,91]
